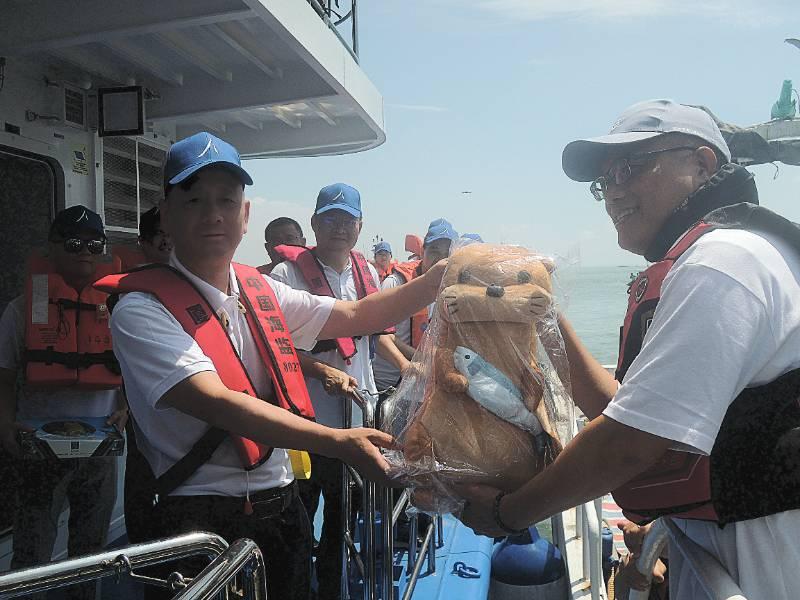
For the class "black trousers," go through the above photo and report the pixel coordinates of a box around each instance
[11,457,117,600]
[298,454,360,600]
[143,482,312,600]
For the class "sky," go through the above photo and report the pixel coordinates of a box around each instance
[235,0,800,268]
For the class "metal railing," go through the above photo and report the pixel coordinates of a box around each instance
[342,388,444,600]
[0,533,268,599]
[306,0,360,60]
[175,538,267,600]
[0,532,231,598]
[551,416,608,600]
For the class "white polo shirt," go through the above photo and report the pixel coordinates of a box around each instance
[372,273,410,389]
[110,254,335,496]
[270,256,380,428]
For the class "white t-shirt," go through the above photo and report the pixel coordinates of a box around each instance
[604,228,800,600]
[372,273,411,389]
[0,295,118,420]
[110,254,335,496]
[270,256,379,428]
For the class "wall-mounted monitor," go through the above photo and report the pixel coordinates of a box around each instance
[98,86,144,137]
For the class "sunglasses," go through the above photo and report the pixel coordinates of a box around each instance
[56,238,106,255]
[589,146,698,202]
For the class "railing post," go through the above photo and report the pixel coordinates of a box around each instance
[342,395,354,600]
[375,398,394,600]
[351,0,359,57]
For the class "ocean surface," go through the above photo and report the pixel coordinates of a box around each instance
[552,265,646,367]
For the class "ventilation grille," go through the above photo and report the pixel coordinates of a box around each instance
[63,85,86,129]
[102,137,165,237]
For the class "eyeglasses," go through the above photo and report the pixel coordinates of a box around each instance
[56,238,106,255]
[589,146,698,202]
[318,214,360,229]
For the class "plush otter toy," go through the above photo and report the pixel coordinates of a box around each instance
[401,244,562,508]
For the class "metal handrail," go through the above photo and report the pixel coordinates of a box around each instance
[628,518,669,600]
[343,388,378,600]
[342,387,448,600]
[549,416,607,600]
[173,538,267,600]
[579,500,607,600]
[0,532,228,598]
[306,0,360,61]
[400,522,435,600]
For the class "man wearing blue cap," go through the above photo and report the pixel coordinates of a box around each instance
[456,100,800,599]
[374,218,459,391]
[372,240,395,281]
[105,134,445,600]
[270,182,410,599]
[0,205,127,600]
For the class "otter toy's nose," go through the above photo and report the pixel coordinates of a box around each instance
[486,285,505,298]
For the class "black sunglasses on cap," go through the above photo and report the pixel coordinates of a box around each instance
[54,238,106,255]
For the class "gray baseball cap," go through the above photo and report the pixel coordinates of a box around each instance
[562,99,731,182]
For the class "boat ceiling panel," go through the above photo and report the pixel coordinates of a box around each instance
[0,0,385,157]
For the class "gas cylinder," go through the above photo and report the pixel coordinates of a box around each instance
[489,525,568,600]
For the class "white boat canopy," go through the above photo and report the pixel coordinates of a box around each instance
[0,0,386,157]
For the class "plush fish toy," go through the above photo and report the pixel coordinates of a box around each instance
[453,346,548,452]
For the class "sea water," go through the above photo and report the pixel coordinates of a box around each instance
[553,265,646,366]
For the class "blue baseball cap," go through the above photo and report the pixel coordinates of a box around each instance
[562,99,731,182]
[461,233,483,242]
[164,132,253,187]
[424,218,459,246]
[315,183,361,218]
[373,241,392,254]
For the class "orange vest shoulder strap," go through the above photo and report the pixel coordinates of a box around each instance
[232,263,314,420]
[95,265,273,469]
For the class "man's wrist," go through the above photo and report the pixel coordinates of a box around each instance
[494,491,528,535]
[317,426,345,460]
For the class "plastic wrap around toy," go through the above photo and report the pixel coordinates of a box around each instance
[382,242,573,514]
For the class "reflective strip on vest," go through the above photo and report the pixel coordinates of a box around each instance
[25,255,121,390]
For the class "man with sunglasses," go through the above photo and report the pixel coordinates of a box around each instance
[456,100,800,599]
[270,183,410,600]
[0,205,127,600]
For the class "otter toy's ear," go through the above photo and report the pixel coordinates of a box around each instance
[541,258,556,274]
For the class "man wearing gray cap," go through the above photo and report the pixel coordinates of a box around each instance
[456,100,800,599]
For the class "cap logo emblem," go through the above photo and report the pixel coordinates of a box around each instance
[75,209,89,224]
[197,138,220,159]
[331,189,344,203]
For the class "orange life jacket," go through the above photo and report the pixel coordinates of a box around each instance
[613,204,800,525]
[389,260,429,348]
[24,254,122,390]
[374,260,397,282]
[95,263,315,470]
[272,245,391,361]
